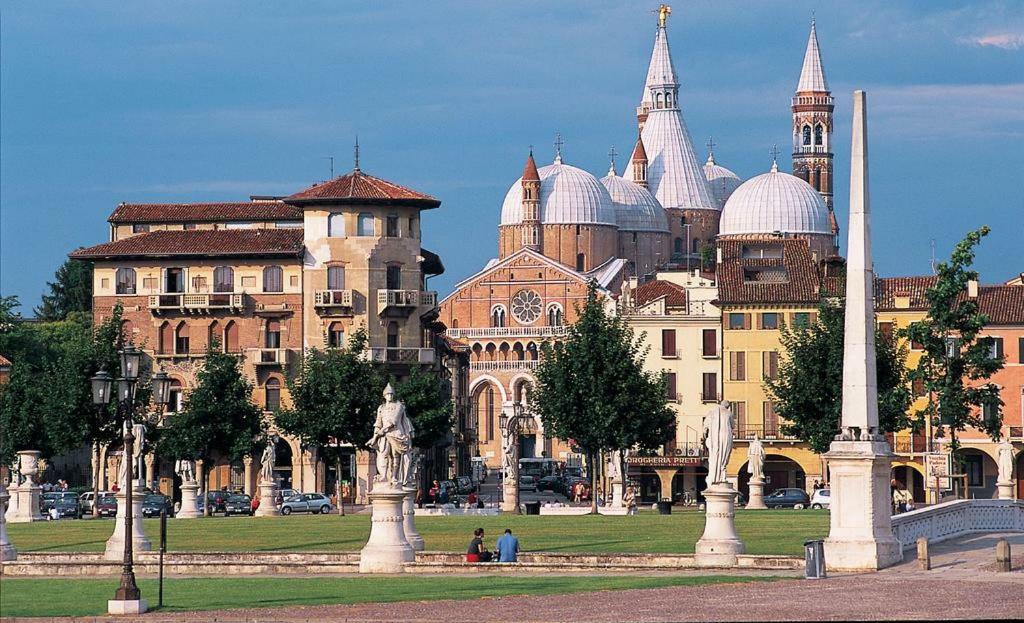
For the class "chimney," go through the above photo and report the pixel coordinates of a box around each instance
[968,279,979,299]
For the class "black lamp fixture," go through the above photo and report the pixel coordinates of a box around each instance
[150,370,171,407]
[91,369,114,406]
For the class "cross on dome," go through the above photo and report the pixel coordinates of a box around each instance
[608,146,618,175]
[769,144,781,172]
[553,133,564,164]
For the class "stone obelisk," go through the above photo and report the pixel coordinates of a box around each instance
[823,90,902,571]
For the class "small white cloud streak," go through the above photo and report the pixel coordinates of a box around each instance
[959,32,1024,50]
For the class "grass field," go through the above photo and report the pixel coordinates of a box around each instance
[0,575,781,617]
[5,509,827,555]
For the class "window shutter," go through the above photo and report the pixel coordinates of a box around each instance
[729,352,737,380]
[735,402,746,434]
[662,329,676,357]
[764,401,778,436]
[744,313,752,330]
[994,337,1004,359]
[736,352,746,380]
[912,378,925,396]
[878,322,894,340]
[702,329,716,356]
[756,314,763,330]
[808,312,817,325]
[1019,337,1024,364]
[665,373,677,400]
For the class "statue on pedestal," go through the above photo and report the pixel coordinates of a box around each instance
[747,435,765,481]
[260,436,278,484]
[174,459,196,484]
[606,450,622,481]
[704,400,734,485]
[132,423,145,488]
[997,440,1014,483]
[368,384,415,488]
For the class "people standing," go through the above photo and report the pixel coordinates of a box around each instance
[496,528,520,563]
[623,485,637,516]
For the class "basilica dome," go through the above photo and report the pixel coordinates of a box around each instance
[500,159,617,227]
[719,163,831,236]
[702,155,742,209]
[599,173,669,232]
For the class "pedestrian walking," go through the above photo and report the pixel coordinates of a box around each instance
[623,485,637,516]
[496,528,520,563]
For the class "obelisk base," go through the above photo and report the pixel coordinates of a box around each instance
[695,483,746,566]
[104,488,151,560]
[403,486,425,551]
[996,481,1015,501]
[254,480,280,517]
[360,486,414,573]
[176,481,201,519]
[107,599,148,615]
[501,479,520,513]
[823,440,902,571]
[746,478,767,509]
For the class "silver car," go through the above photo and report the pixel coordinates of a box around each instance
[280,493,333,515]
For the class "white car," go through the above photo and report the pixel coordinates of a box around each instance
[79,491,112,514]
[810,488,830,509]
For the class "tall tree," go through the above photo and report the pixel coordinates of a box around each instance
[156,349,264,515]
[904,227,1004,461]
[35,259,93,321]
[765,300,913,454]
[395,365,454,487]
[275,330,387,501]
[532,284,675,513]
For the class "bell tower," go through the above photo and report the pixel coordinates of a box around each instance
[520,149,542,251]
[792,19,837,241]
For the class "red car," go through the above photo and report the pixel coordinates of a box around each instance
[96,494,118,518]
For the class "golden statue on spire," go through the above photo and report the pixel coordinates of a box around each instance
[657,4,671,28]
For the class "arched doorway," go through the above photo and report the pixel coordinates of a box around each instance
[761,455,806,495]
[274,438,294,490]
[957,448,998,499]
[891,464,925,503]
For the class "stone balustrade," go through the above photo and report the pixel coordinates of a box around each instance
[890,499,1024,550]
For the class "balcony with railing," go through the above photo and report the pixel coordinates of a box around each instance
[446,326,569,340]
[249,348,290,366]
[314,289,354,312]
[149,292,244,314]
[887,432,929,454]
[377,290,438,315]
[364,347,436,365]
[734,424,797,441]
[469,359,540,371]
[791,94,834,107]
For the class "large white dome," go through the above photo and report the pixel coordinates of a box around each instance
[500,160,617,226]
[720,165,831,236]
[703,156,742,210]
[600,173,669,232]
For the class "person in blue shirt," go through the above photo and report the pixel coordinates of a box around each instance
[496,528,520,562]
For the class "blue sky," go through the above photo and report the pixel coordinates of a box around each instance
[2,1,1022,309]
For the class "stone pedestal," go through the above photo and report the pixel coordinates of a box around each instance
[403,487,425,551]
[501,479,519,513]
[746,477,767,509]
[254,480,280,517]
[360,486,414,573]
[107,599,148,615]
[610,479,624,508]
[8,485,43,523]
[3,485,18,522]
[104,487,151,560]
[176,481,201,519]
[695,483,746,566]
[0,485,16,561]
[823,439,902,571]
[996,481,1015,501]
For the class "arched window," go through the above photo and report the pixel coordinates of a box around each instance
[656,93,663,109]
[802,125,812,146]
[167,379,183,413]
[674,237,684,254]
[547,304,564,327]
[224,320,239,353]
[265,378,281,411]
[491,306,507,328]
[327,321,345,348]
[265,320,281,349]
[474,384,496,442]
[357,213,374,236]
[175,322,190,354]
[263,266,283,293]
[327,266,346,291]
[159,321,173,354]
[115,268,136,295]
[208,320,220,352]
[665,92,673,108]
[576,253,585,271]
[814,124,824,146]
[328,213,345,237]
[213,266,234,293]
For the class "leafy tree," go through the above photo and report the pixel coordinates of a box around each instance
[35,259,93,321]
[395,365,454,487]
[157,349,264,515]
[275,330,387,499]
[699,243,715,271]
[904,227,1004,463]
[532,284,675,513]
[766,300,913,454]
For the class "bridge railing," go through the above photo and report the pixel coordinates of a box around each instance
[890,499,1024,550]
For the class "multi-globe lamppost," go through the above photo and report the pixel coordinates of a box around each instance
[91,345,171,613]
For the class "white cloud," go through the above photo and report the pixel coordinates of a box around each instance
[959,32,1024,50]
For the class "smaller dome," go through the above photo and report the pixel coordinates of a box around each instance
[600,173,669,232]
[720,164,831,236]
[500,160,617,227]
[703,155,742,209]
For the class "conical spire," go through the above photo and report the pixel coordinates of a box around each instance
[631,135,648,163]
[797,19,829,93]
[522,149,540,182]
[640,9,678,107]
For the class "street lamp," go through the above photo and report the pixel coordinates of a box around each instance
[500,402,530,514]
[90,353,170,613]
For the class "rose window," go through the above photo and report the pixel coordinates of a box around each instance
[511,289,542,325]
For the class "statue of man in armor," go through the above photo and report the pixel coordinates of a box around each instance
[368,384,415,487]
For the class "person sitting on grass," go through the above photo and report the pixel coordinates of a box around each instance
[466,527,492,562]
[496,528,519,563]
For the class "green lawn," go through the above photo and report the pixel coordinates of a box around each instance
[5,509,827,556]
[0,575,781,617]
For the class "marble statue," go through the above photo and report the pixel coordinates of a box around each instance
[368,384,415,487]
[502,416,518,484]
[704,400,734,485]
[260,436,277,484]
[132,423,145,486]
[746,435,765,481]
[997,440,1014,483]
[606,450,622,481]
[174,459,195,483]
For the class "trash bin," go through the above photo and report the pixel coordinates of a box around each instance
[656,500,673,515]
[804,540,826,579]
[524,501,541,515]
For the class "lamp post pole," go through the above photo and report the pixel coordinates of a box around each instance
[92,346,171,614]
[684,223,692,272]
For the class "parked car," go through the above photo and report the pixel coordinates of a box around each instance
[455,476,476,494]
[205,490,232,514]
[519,475,537,491]
[280,493,333,515]
[536,475,562,493]
[43,492,82,519]
[78,491,111,514]
[810,488,831,509]
[224,494,254,516]
[142,494,174,518]
[96,494,118,518]
[765,488,811,509]
[274,488,300,506]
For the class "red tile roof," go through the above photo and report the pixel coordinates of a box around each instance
[0,354,11,367]
[875,277,1023,324]
[287,169,440,207]
[716,239,825,305]
[631,136,648,163]
[633,279,687,308]
[69,229,305,260]
[109,202,301,224]
[977,285,1024,324]
[874,276,938,311]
